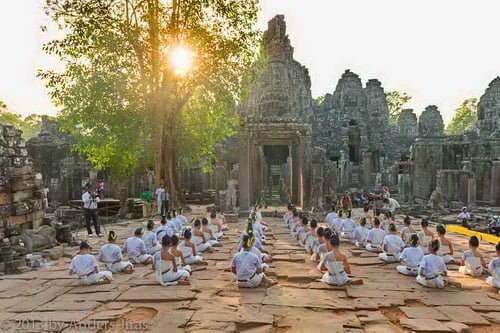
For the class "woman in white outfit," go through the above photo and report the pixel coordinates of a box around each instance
[459,236,486,277]
[70,241,112,285]
[435,225,456,264]
[340,211,356,239]
[179,229,205,265]
[365,218,385,252]
[352,218,369,248]
[201,217,219,246]
[192,219,213,253]
[397,234,424,276]
[123,228,153,265]
[230,234,276,288]
[153,235,190,285]
[400,216,416,245]
[320,233,363,286]
[169,235,192,273]
[304,220,318,254]
[379,224,406,263]
[143,220,162,254]
[416,239,447,288]
[417,219,434,255]
[486,243,500,289]
[98,231,134,273]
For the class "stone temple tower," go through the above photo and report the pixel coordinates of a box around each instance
[238,15,314,210]
[477,76,500,137]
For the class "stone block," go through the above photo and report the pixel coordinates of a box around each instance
[0,204,13,216]
[400,318,452,332]
[8,166,33,177]
[9,214,27,226]
[41,246,64,260]
[0,262,4,272]
[12,189,33,203]
[0,192,11,205]
[0,176,10,192]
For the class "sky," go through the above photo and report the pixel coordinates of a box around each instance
[1,1,500,124]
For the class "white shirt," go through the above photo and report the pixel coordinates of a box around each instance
[457,212,471,219]
[383,234,405,254]
[143,231,158,249]
[325,212,338,225]
[366,228,385,246]
[155,188,168,201]
[400,247,424,268]
[99,244,123,263]
[123,237,147,258]
[82,192,100,209]
[331,218,343,232]
[341,219,356,232]
[70,254,98,276]
[353,226,369,243]
[384,198,400,213]
[419,254,446,278]
[231,251,261,280]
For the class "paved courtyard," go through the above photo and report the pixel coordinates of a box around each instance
[0,207,499,332]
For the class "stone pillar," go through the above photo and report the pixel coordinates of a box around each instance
[297,134,305,208]
[362,152,372,188]
[238,137,251,212]
[491,161,500,206]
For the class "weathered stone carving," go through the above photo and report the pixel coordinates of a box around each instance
[418,105,444,137]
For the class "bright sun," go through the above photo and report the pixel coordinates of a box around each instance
[170,46,195,76]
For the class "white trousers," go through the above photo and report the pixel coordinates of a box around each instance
[196,242,212,253]
[396,265,418,276]
[416,275,445,289]
[440,254,454,264]
[130,254,153,264]
[341,231,354,239]
[365,243,382,252]
[486,276,500,288]
[237,272,264,288]
[322,271,349,286]
[147,244,162,255]
[79,271,113,285]
[159,269,190,283]
[185,255,203,265]
[459,265,483,277]
[105,261,133,273]
[379,253,400,263]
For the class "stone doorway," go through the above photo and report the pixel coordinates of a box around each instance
[263,145,290,205]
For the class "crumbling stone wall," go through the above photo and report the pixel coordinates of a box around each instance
[0,124,44,231]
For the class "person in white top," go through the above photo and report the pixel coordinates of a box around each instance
[70,241,112,285]
[352,218,369,248]
[320,233,363,286]
[331,210,344,233]
[457,207,471,221]
[379,224,406,263]
[155,184,169,216]
[143,220,162,254]
[82,186,102,236]
[340,211,356,239]
[230,234,276,288]
[396,234,424,276]
[383,198,400,216]
[459,236,486,277]
[416,239,447,288]
[486,242,500,289]
[178,229,205,265]
[400,216,416,245]
[417,219,434,255]
[123,228,153,265]
[324,205,338,226]
[435,225,456,264]
[365,218,385,252]
[99,231,134,273]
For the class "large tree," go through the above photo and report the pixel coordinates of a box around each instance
[386,91,411,123]
[40,0,260,199]
[445,98,478,135]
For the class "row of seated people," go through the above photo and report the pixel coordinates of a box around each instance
[69,209,227,286]
[284,205,500,291]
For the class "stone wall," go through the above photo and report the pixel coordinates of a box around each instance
[0,124,44,230]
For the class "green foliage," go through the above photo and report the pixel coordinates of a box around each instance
[0,100,45,140]
[386,91,411,123]
[445,98,478,135]
[314,95,326,106]
[40,0,260,180]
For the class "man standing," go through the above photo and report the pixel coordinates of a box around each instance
[82,186,101,237]
[155,184,169,216]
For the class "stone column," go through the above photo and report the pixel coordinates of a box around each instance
[238,135,251,212]
[297,134,305,208]
[491,161,500,206]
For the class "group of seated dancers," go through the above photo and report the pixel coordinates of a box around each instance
[284,204,500,290]
[69,206,278,288]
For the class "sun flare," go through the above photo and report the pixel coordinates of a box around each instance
[170,46,195,76]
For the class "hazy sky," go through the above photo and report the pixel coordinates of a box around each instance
[1,0,500,123]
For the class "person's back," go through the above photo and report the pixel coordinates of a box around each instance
[367,228,385,245]
[383,234,405,255]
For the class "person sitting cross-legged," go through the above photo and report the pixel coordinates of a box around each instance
[70,241,112,285]
[98,231,134,274]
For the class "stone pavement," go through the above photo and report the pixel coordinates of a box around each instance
[0,207,499,332]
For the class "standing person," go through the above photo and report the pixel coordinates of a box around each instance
[82,185,101,237]
[155,183,168,216]
[140,188,154,218]
[70,241,112,285]
[340,192,353,215]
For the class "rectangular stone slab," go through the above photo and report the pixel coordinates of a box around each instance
[117,286,196,302]
[349,257,384,266]
[421,292,500,306]
[435,306,490,325]
[36,300,100,312]
[12,311,91,323]
[399,306,450,321]
[399,318,452,332]
[56,291,121,303]
[263,286,351,310]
